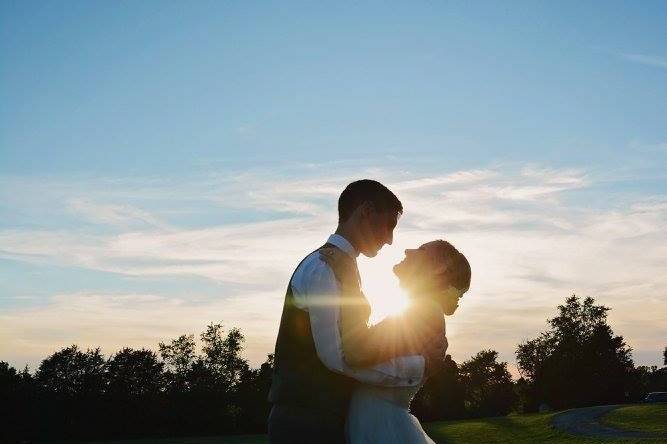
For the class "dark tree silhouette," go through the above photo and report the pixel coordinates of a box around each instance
[627,365,666,400]
[459,350,516,417]
[36,345,106,397]
[104,348,166,436]
[185,324,252,434]
[159,334,196,393]
[200,323,249,389]
[411,354,465,421]
[0,360,21,397]
[235,354,275,432]
[516,295,634,410]
[106,347,164,397]
[2,325,276,442]
[0,361,35,442]
[664,346,666,366]
[2,313,654,442]
[34,345,107,439]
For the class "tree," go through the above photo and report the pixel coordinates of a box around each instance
[200,323,249,389]
[459,350,516,417]
[36,345,106,398]
[516,295,634,410]
[34,346,107,439]
[235,354,275,432]
[0,361,20,395]
[193,324,251,433]
[156,325,252,435]
[106,348,164,397]
[2,323,286,440]
[412,354,465,421]
[0,362,34,442]
[159,334,196,392]
[664,346,666,366]
[104,348,165,437]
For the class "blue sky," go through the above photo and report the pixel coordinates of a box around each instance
[1,1,666,372]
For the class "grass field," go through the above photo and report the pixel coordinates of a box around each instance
[48,404,667,444]
[600,403,667,435]
[425,411,664,444]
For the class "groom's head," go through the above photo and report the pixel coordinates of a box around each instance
[337,180,402,258]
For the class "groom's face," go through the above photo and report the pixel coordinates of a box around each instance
[358,205,399,258]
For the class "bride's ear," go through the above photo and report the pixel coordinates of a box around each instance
[430,250,450,275]
[432,261,448,275]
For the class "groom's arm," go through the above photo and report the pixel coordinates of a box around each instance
[295,259,348,374]
[296,257,418,386]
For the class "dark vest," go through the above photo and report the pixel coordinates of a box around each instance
[268,243,364,416]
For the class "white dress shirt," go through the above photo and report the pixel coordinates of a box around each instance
[291,234,424,387]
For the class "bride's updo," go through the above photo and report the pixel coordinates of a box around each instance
[431,240,470,289]
[394,239,471,315]
[426,240,471,314]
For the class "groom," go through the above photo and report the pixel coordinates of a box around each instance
[268,180,444,444]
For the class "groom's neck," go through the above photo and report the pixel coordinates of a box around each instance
[335,224,361,253]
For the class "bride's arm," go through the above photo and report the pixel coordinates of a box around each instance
[341,298,444,368]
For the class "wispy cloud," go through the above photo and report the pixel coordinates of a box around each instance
[68,198,171,229]
[620,53,667,69]
[1,164,666,369]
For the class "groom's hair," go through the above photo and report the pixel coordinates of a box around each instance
[435,240,471,291]
[338,180,403,223]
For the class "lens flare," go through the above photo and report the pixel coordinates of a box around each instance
[358,250,411,325]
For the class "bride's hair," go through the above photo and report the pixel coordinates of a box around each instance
[432,240,471,290]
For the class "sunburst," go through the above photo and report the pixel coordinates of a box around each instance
[358,250,411,325]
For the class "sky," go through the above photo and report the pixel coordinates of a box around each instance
[1,1,666,374]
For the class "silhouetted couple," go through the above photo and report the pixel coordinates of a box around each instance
[268,180,471,444]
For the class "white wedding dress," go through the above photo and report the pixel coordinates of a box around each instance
[346,356,435,444]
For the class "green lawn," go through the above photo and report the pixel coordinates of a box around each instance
[426,412,663,444]
[600,403,667,435]
[46,406,667,444]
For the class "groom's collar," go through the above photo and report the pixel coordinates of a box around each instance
[326,234,359,258]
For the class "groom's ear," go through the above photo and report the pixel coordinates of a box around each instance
[358,200,375,218]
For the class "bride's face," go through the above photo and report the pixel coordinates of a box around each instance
[393,241,445,292]
[393,241,468,314]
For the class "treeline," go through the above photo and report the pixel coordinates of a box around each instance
[413,296,667,421]
[1,324,273,443]
[2,296,666,442]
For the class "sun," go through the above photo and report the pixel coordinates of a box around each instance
[357,251,411,325]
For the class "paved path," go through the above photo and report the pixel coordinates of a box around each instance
[551,404,665,439]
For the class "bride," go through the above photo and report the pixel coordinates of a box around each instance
[346,240,471,444]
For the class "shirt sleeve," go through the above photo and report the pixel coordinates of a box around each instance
[297,257,422,387]
[351,355,425,386]
[302,260,347,374]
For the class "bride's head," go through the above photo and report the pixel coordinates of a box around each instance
[393,240,471,315]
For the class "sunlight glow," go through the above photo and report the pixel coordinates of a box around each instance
[357,247,411,325]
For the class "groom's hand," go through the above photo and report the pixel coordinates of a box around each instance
[424,336,447,377]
